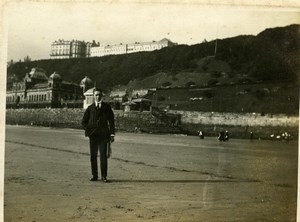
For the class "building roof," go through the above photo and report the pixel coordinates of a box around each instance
[132,98,152,103]
[29,68,48,80]
[80,76,93,86]
[83,87,96,96]
[49,72,62,81]
[91,38,177,49]
[122,101,137,106]
[159,38,172,42]
[32,83,49,89]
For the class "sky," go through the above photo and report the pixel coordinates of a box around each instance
[3,1,300,61]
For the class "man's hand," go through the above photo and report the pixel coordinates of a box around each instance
[110,135,115,143]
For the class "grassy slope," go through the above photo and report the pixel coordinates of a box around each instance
[144,81,299,114]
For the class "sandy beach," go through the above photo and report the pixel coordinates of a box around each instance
[4,125,298,221]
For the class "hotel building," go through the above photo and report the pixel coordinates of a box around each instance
[50,40,99,59]
[50,38,177,59]
[90,38,177,57]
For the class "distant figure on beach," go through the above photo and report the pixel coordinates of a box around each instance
[218,131,225,141]
[198,130,204,139]
[218,130,229,141]
[250,132,254,140]
[224,130,229,141]
[282,132,292,142]
[134,126,139,133]
[82,88,115,182]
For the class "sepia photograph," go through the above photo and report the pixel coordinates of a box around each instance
[1,0,299,221]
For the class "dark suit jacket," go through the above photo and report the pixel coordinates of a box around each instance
[81,102,115,139]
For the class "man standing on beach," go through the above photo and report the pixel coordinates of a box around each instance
[82,88,115,182]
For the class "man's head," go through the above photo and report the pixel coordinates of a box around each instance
[93,88,103,102]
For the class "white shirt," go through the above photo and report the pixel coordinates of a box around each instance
[95,101,102,108]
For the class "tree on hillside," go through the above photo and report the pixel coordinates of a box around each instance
[185,81,196,87]
[23,56,31,63]
[162,81,172,87]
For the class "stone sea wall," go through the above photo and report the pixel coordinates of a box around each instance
[5,108,299,139]
[171,111,298,127]
[170,110,298,139]
[5,109,164,133]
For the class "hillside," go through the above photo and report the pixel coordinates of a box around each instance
[144,81,299,114]
[7,24,300,92]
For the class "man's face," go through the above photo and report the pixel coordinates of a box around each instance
[94,91,102,102]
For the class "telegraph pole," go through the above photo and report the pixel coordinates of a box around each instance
[214,39,218,58]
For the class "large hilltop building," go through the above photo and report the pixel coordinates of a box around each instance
[50,38,177,59]
[50,39,99,59]
[6,68,94,108]
[90,38,177,57]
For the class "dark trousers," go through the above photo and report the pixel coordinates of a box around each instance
[89,136,108,178]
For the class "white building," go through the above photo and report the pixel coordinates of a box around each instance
[90,38,177,57]
[132,89,149,98]
[110,89,127,98]
[83,87,95,109]
[50,39,99,59]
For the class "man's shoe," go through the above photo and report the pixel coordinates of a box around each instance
[102,177,108,183]
[90,177,98,181]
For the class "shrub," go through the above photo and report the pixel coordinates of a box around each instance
[162,81,172,87]
[207,79,218,86]
[185,81,196,87]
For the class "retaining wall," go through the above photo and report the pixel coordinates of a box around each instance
[5,108,299,139]
[169,110,298,139]
[5,109,165,133]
